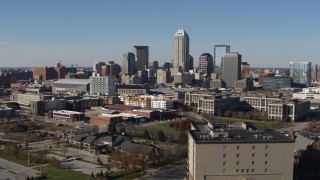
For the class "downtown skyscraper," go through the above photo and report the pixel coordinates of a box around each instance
[214,44,230,78]
[173,27,189,72]
[198,53,213,77]
[222,52,241,88]
[133,46,149,71]
[122,52,137,75]
[311,63,318,82]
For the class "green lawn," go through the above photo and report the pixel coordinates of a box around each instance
[41,166,90,180]
[215,117,291,130]
[0,150,90,179]
[0,149,40,167]
[137,122,180,137]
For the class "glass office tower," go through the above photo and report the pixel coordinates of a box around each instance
[289,61,311,87]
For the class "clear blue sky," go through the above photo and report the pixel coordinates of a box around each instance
[1,0,320,68]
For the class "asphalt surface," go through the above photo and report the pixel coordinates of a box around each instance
[48,154,111,175]
[0,158,38,180]
[278,122,310,133]
[140,164,187,180]
[52,147,110,164]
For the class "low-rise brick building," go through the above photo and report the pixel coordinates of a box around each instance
[90,113,122,126]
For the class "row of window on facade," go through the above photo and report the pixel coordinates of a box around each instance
[223,145,269,150]
[223,153,269,158]
[223,161,269,166]
[221,168,269,174]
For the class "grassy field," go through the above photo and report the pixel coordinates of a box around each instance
[41,166,90,180]
[0,149,40,167]
[215,117,291,130]
[0,150,89,179]
[136,122,181,137]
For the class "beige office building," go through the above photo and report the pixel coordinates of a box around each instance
[157,69,170,84]
[197,95,241,115]
[188,121,294,180]
[10,93,53,109]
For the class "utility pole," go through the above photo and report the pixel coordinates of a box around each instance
[28,153,30,167]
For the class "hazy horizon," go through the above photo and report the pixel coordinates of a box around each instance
[1,1,320,68]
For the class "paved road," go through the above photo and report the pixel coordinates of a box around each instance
[0,158,38,180]
[140,164,187,180]
[184,112,205,123]
[28,139,58,150]
[278,122,310,133]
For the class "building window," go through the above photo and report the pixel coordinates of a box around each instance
[241,169,244,173]
[223,162,226,166]
[223,154,226,158]
[236,169,239,173]
[237,146,240,150]
[265,161,268,165]
[252,153,255,157]
[223,169,226,174]
[223,146,227,150]
[252,169,255,173]
[237,153,239,157]
[252,145,255,150]
[247,169,249,173]
[265,168,268,172]
[265,153,268,157]
[236,161,239,165]
[265,145,269,149]
[252,161,255,165]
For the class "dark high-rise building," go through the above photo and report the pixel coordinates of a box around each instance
[93,62,106,74]
[102,61,121,78]
[163,62,171,70]
[198,53,213,77]
[312,63,318,82]
[138,70,149,84]
[122,52,137,75]
[221,52,241,88]
[149,61,159,69]
[188,55,194,70]
[133,46,149,71]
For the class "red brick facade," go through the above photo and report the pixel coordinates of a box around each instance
[90,116,122,126]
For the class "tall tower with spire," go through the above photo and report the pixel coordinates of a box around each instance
[173,26,189,72]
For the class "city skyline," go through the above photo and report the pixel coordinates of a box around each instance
[1,1,320,67]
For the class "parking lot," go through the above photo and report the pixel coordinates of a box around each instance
[0,158,38,180]
[48,154,112,175]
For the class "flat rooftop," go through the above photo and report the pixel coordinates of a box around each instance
[189,121,294,144]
